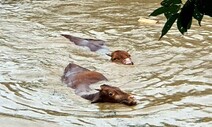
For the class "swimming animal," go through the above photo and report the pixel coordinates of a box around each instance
[61,34,134,65]
[61,63,137,106]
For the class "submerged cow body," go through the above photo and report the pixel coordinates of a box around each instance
[61,63,137,106]
[61,34,134,65]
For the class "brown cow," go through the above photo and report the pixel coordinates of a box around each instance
[61,34,134,65]
[61,63,137,106]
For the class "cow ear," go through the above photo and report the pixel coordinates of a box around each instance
[95,89,100,91]
[106,53,111,57]
[91,93,102,103]
[100,84,109,89]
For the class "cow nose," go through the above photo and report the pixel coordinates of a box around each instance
[128,95,135,100]
[127,95,137,106]
[123,58,133,65]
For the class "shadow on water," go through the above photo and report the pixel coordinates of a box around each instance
[0,0,211,126]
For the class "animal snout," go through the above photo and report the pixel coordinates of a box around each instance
[127,95,137,106]
[123,58,134,65]
[128,95,135,99]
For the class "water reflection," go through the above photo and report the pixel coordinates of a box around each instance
[0,0,211,126]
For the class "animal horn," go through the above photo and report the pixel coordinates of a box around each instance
[91,92,101,103]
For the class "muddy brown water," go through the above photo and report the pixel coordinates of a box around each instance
[0,0,211,127]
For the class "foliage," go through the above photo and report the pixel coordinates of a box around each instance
[150,0,212,40]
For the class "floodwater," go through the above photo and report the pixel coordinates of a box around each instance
[0,0,211,127]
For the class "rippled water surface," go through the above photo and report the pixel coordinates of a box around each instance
[0,0,212,126]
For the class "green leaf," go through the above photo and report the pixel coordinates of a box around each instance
[150,7,167,16]
[176,0,194,34]
[150,5,181,17]
[196,0,212,17]
[193,5,203,26]
[187,18,192,29]
[159,13,179,40]
[177,15,187,34]
[161,0,182,7]
[164,5,181,19]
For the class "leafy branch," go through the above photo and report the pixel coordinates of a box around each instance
[150,0,212,40]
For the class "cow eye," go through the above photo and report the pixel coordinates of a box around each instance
[112,58,117,61]
[109,92,113,96]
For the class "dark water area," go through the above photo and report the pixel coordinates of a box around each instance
[0,0,211,127]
